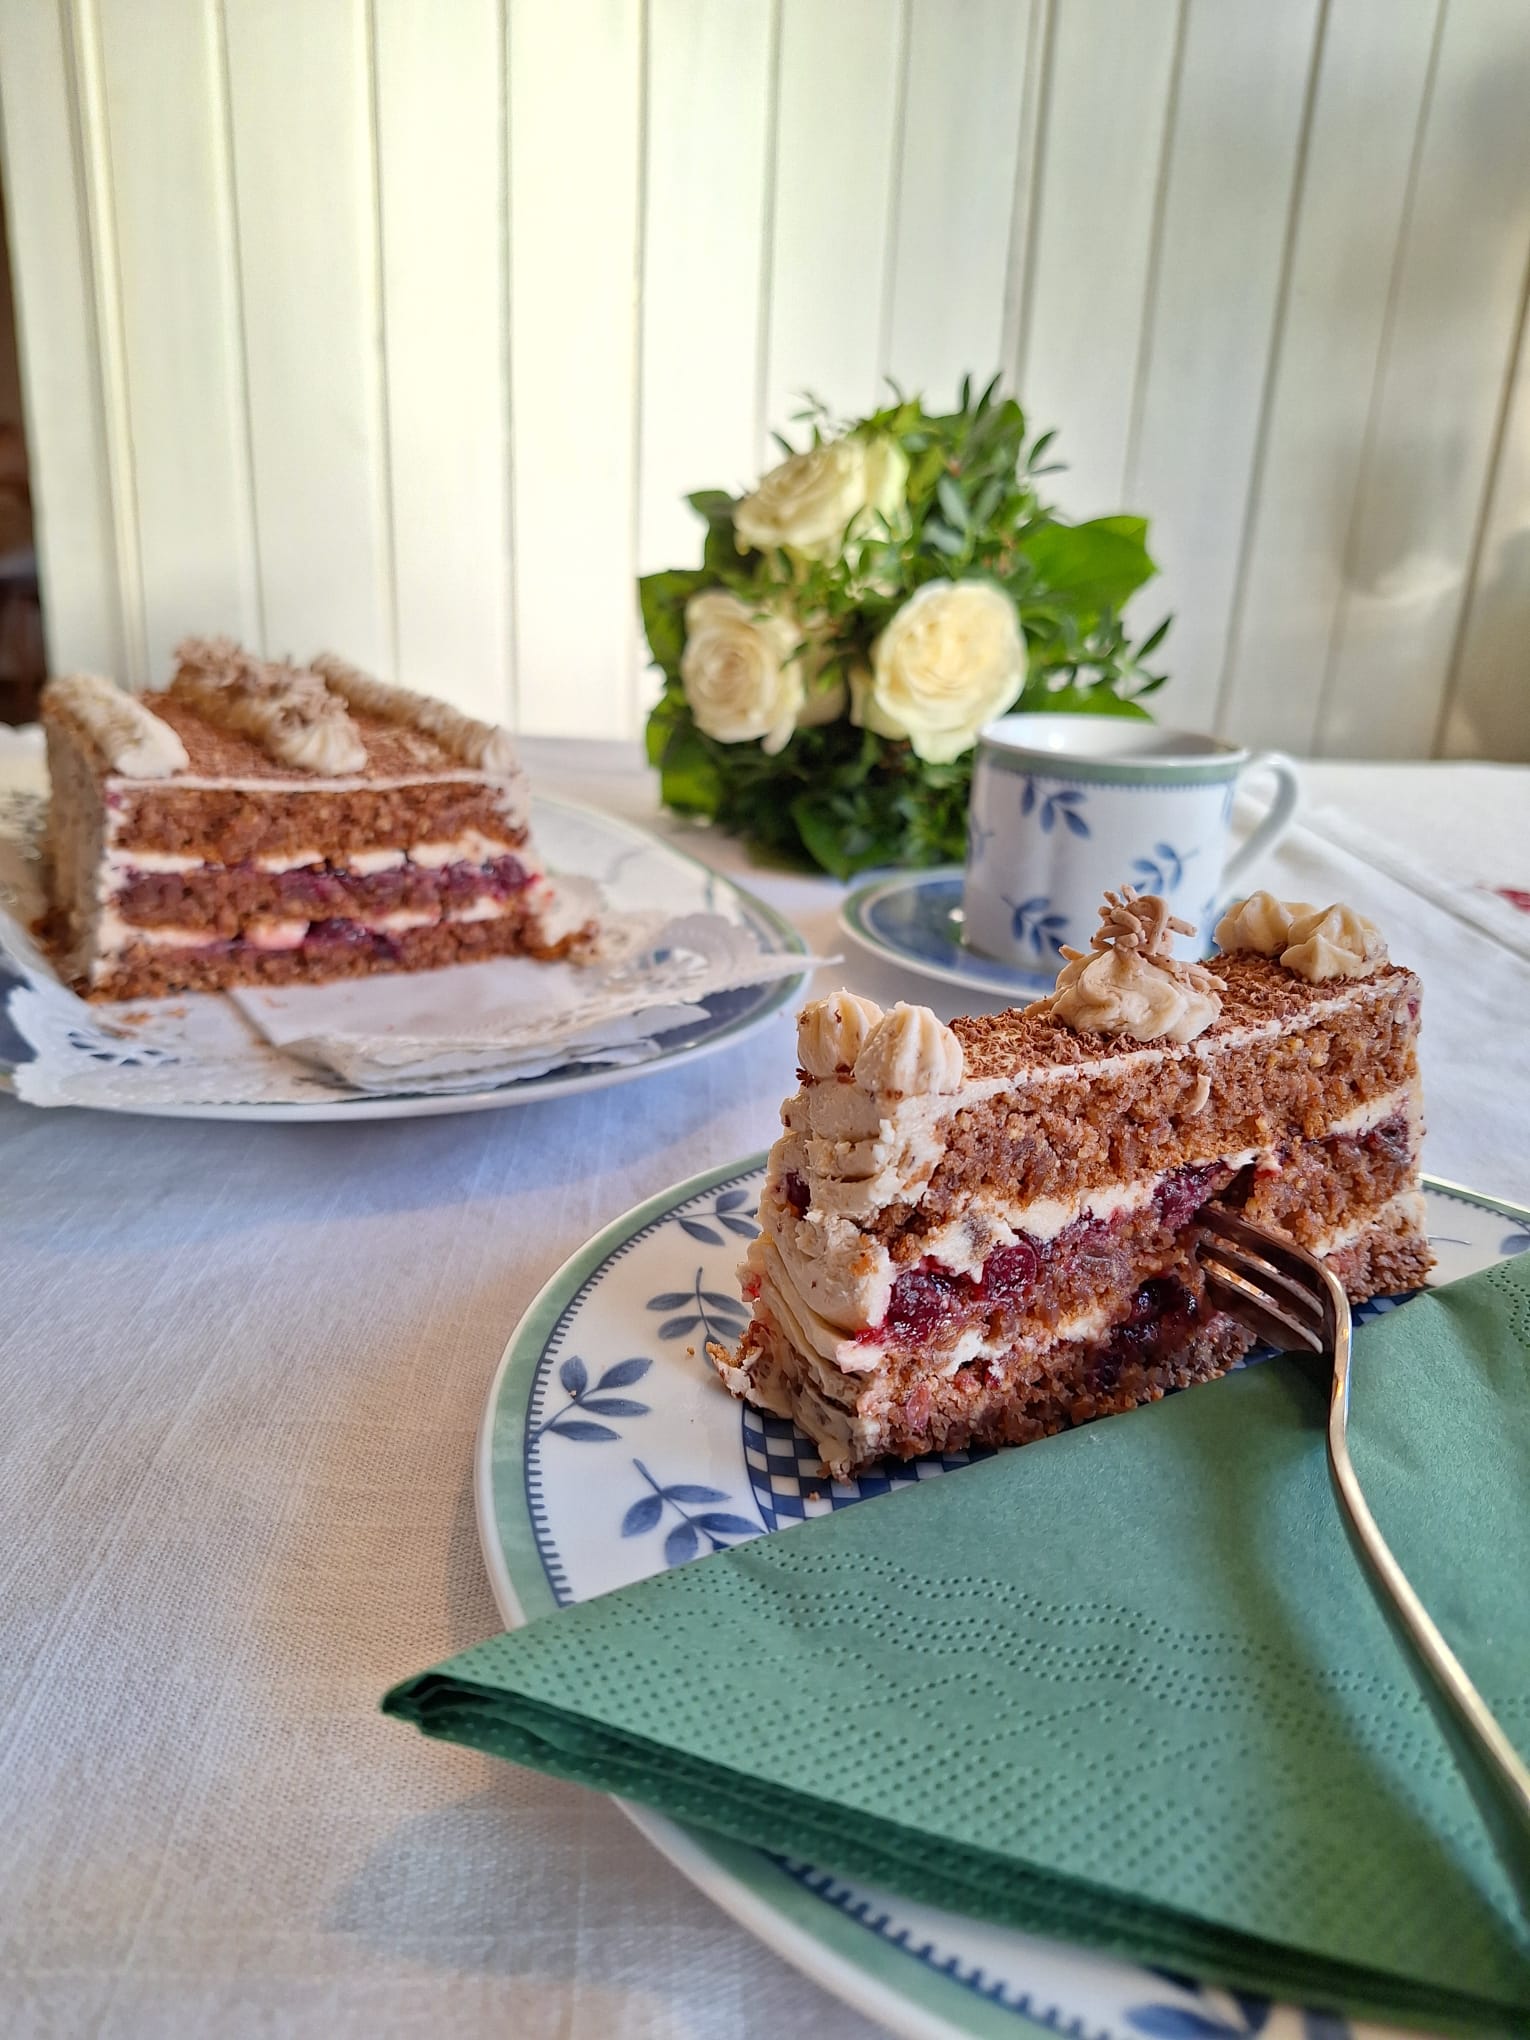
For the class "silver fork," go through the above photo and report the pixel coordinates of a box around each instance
[1198,1205,1530,1911]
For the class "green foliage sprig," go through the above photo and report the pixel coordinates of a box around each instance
[641,376,1170,879]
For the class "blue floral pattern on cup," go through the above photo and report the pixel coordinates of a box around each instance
[1129,842,1196,895]
[961,719,1301,972]
[1004,894,1070,959]
[1020,778,1090,837]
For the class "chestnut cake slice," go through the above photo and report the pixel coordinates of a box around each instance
[41,641,597,1000]
[710,888,1431,1478]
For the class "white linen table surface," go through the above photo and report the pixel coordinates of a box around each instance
[3,739,1528,2040]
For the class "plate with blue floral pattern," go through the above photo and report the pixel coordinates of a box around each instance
[476,1159,1530,2040]
[840,866,1059,1002]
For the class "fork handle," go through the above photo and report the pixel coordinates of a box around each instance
[1328,1351,1530,1914]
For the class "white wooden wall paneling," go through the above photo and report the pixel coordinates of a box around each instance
[374,0,511,723]
[1125,0,1323,732]
[637,0,775,583]
[3,0,1530,760]
[881,0,1033,409]
[507,0,642,735]
[1215,0,1443,755]
[1315,0,1530,758]
[1437,256,1530,762]
[94,0,261,686]
[0,2,125,682]
[1019,0,1182,521]
[764,0,905,437]
[222,0,393,673]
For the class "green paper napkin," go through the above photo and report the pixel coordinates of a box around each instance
[385,1258,1530,2031]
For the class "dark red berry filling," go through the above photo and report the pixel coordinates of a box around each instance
[861,1157,1229,1348]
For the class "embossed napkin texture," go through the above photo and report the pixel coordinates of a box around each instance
[386,1259,1530,2030]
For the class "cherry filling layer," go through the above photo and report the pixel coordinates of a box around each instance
[859,1160,1232,1350]
[114,853,532,926]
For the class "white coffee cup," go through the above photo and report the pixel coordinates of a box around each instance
[961,714,1301,976]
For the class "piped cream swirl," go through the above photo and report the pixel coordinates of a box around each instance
[797,992,884,1077]
[170,637,367,775]
[1280,903,1387,982]
[45,673,189,778]
[310,653,521,776]
[853,1003,964,1097]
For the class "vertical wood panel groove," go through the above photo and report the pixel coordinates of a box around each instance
[213,0,266,655]
[363,0,399,682]
[1005,0,1053,398]
[1212,0,1331,735]
[875,0,914,389]
[1310,0,1446,751]
[627,0,650,726]
[1432,225,1530,756]
[752,0,783,467]
[498,0,518,724]
[67,0,145,685]
[1121,0,1189,504]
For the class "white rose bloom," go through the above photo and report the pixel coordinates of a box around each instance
[680,591,803,754]
[854,579,1025,763]
[734,436,909,559]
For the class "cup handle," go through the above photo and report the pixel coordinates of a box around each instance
[1219,751,1301,898]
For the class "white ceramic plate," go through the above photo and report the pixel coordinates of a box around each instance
[0,797,808,1123]
[476,1159,1530,2040]
[840,866,1057,1002]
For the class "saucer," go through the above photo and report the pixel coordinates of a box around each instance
[839,865,1056,1001]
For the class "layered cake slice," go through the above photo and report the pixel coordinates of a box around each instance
[42,639,596,998]
[712,887,1430,1477]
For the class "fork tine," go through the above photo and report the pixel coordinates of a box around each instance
[1199,1205,1334,1290]
[1199,1232,1331,1330]
[1200,1253,1326,1353]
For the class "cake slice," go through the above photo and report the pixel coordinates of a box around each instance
[41,639,595,999]
[711,887,1430,1478]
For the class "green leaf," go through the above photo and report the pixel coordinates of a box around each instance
[935,474,970,531]
[1019,681,1153,719]
[1016,515,1157,618]
[638,568,707,675]
[653,713,724,816]
[924,521,967,558]
[686,489,736,530]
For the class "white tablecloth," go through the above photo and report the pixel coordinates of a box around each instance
[4,741,1528,2039]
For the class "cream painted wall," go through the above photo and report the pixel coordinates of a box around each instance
[1,0,1527,758]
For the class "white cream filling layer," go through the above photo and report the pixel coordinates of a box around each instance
[762,1144,1268,1336]
[104,829,523,880]
[95,894,526,956]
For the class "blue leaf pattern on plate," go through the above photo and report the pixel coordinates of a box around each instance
[647,1267,750,1345]
[671,1187,760,1246]
[530,1353,652,1444]
[622,1459,761,1566]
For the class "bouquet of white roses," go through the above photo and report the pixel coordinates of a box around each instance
[642,378,1170,878]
